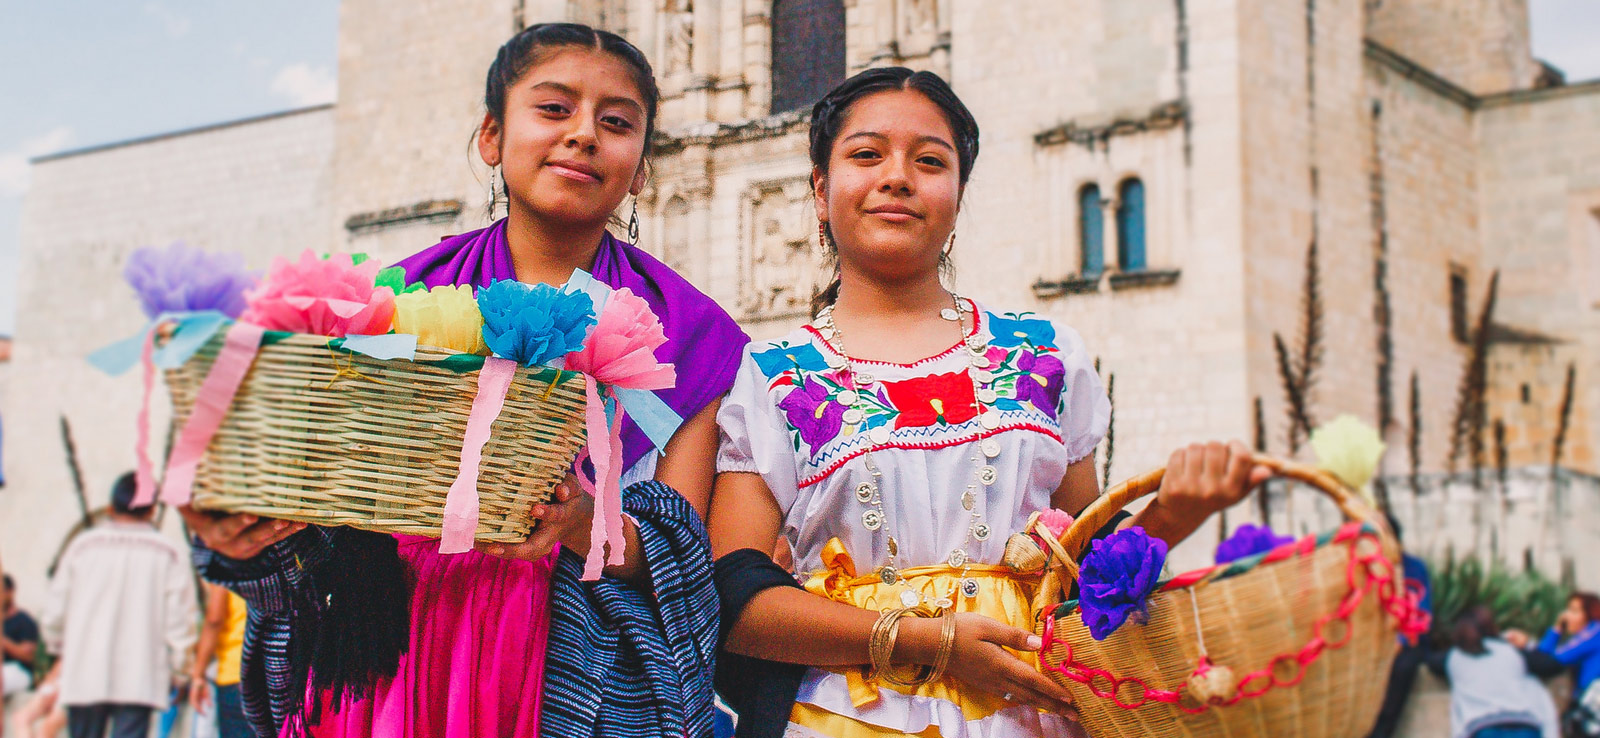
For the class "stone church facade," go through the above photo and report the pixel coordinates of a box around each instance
[4,0,1600,596]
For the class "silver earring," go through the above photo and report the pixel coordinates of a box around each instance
[488,167,503,220]
[627,201,640,242]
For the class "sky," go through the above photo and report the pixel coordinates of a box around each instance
[1,0,1598,337]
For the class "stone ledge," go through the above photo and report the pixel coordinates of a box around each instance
[344,199,464,232]
[1034,100,1187,150]
[653,109,811,155]
[1109,268,1182,290]
[1031,274,1103,299]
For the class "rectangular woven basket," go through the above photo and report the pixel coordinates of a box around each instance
[164,330,589,543]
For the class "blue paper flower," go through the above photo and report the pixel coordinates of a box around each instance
[476,280,596,366]
[1079,526,1168,640]
[124,242,258,319]
[1215,523,1294,564]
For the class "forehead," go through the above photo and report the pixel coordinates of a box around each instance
[835,88,954,143]
[513,46,645,103]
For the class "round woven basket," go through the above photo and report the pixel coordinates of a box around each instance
[1034,457,1416,738]
[164,330,589,543]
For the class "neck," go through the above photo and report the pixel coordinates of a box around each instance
[504,203,611,286]
[832,266,951,323]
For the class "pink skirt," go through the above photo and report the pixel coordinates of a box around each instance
[293,535,553,738]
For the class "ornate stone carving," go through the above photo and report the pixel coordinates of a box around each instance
[664,0,694,76]
[901,0,939,46]
[739,177,823,318]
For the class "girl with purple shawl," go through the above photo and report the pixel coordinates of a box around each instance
[182,23,745,738]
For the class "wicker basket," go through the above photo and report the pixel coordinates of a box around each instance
[1035,457,1418,738]
[164,330,589,543]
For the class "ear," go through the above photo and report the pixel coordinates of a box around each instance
[812,167,828,223]
[629,159,649,196]
[477,113,503,167]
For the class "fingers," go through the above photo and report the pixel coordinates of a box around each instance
[1201,441,1228,486]
[229,519,305,558]
[1005,666,1080,716]
[1223,441,1252,492]
[985,621,1044,653]
[1183,443,1207,482]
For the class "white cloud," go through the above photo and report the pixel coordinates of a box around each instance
[270,64,337,107]
[0,128,75,197]
[143,3,192,39]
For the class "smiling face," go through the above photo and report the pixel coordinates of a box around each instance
[478,47,649,231]
[815,88,962,284]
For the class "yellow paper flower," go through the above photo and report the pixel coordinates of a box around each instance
[1309,414,1387,507]
[393,285,488,355]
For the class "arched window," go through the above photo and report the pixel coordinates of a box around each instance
[770,0,845,114]
[1116,178,1146,271]
[1078,184,1104,276]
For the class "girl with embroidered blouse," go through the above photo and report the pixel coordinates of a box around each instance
[709,68,1271,738]
[179,24,743,738]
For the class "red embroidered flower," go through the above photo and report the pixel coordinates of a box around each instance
[882,371,978,429]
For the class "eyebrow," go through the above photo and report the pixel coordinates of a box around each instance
[840,130,956,152]
[528,80,646,117]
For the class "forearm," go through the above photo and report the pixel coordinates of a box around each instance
[0,637,35,663]
[1126,500,1206,548]
[724,586,938,667]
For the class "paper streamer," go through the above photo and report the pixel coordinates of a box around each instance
[131,331,160,508]
[159,322,266,506]
[88,311,229,376]
[439,356,517,554]
[341,333,418,361]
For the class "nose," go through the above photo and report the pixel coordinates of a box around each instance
[564,110,599,153]
[878,154,914,195]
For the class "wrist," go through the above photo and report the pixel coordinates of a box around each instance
[893,614,939,666]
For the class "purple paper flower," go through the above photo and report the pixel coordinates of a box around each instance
[778,378,845,455]
[1079,527,1168,640]
[124,242,258,319]
[1012,349,1066,414]
[1215,523,1294,564]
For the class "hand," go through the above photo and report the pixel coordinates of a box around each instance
[1157,441,1272,519]
[189,677,211,714]
[1558,612,1583,636]
[1504,628,1531,648]
[178,506,306,560]
[476,476,590,562]
[904,613,1079,717]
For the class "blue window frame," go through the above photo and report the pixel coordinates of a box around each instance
[1116,178,1146,271]
[1078,184,1104,276]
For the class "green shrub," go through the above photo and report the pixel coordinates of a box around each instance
[1425,550,1567,648]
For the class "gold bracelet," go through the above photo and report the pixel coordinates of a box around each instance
[923,606,958,685]
[879,606,939,688]
[867,608,904,681]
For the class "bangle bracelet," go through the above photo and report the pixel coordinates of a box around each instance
[879,606,938,688]
[867,609,899,681]
[924,607,957,685]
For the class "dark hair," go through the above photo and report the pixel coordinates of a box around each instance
[484,23,659,156]
[1572,592,1600,625]
[1453,604,1498,655]
[1384,511,1404,545]
[808,67,981,316]
[2,574,13,591]
[109,471,150,516]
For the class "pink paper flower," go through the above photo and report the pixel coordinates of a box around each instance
[241,250,396,337]
[1037,508,1075,538]
[565,287,674,388]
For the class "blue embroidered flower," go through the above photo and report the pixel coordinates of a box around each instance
[987,314,1056,349]
[1079,527,1168,640]
[753,342,830,379]
[1215,523,1294,564]
[477,280,596,366]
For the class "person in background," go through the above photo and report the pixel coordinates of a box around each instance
[8,664,68,738]
[1510,592,1600,737]
[40,472,198,738]
[2,575,41,699]
[188,582,248,738]
[1368,513,1433,738]
[1428,605,1562,738]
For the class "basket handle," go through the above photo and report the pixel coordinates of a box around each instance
[1036,455,1376,612]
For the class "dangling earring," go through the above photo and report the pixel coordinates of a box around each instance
[627,201,640,242]
[818,221,831,251]
[943,230,956,257]
[488,166,503,220]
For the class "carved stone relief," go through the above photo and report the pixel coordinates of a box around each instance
[900,0,939,47]
[663,0,694,76]
[739,177,823,318]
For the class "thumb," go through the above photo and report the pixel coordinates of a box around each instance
[1247,465,1274,489]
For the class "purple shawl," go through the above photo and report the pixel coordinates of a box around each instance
[397,219,748,472]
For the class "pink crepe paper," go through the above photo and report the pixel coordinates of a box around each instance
[159,322,266,506]
[240,250,396,337]
[565,288,676,580]
[438,357,518,554]
[1038,508,1075,539]
[131,331,160,508]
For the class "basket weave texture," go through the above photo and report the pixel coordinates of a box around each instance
[165,331,589,543]
[1036,458,1405,738]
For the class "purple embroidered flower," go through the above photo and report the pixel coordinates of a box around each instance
[1012,349,1066,413]
[1079,527,1168,640]
[1214,523,1294,564]
[778,378,846,455]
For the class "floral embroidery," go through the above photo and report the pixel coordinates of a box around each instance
[778,376,846,455]
[988,314,1056,349]
[753,341,830,379]
[882,372,978,429]
[995,348,1065,414]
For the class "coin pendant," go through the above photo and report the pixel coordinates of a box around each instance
[979,465,999,485]
[948,549,968,568]
[900,589,922,608]
[980,411,1000,430]
[854,372,875,385]
[836,390,859,405]
[961,578,981,599]
[973,523,992,541]
[977,388,998,404]
[887,536,899,556]
[970,355,991,369]
[855,482,876,503]
[825,352,845,368]
[973,369,995,384]
[981,438,1002,457]
[862,509,883,531]
[842,408,864,425]
[870,426,892,444]
[940,308,960,321]
[962,491,976,510]
[879,567,900,585]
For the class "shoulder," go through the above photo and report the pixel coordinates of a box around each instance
[977,303,1088,355]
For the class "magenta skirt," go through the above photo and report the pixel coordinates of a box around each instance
[291,535,554,738]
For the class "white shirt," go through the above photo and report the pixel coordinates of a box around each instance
[41,520,198,708]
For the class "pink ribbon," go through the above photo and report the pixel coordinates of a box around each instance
[160,322,266,506]
[439,356,517,554]
[573,385,630,579]
[131,330,160,508]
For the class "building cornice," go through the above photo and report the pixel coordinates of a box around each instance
[652,109,811,155]
[1033,100,1187,149]
[32,105,334,164]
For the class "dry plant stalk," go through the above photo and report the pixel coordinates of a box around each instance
[1449,270,1498,485]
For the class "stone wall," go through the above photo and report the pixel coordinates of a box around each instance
[1366,0,1539,96]
[0,107,336,602]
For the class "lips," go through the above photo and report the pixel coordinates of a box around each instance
[865,203,923,221]
[545,159,602,183]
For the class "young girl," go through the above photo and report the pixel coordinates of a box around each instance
[180,23,745,738]
[709,68,1269,737]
